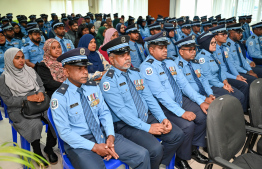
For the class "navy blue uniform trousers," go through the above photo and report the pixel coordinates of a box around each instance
[160,96,206,160]
[114,113,184,169]
[64,133,150,169]
[252,66,262,78]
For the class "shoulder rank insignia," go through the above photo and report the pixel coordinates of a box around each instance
[106,69,114,78]
[227,42,231,47]
[23,43,29,47]
[85,81,97,86]
[57,83,69,95]
[130,67,140,72]
[201,52,205,55]
[178,61,183,67]
[146,59,154,64]
[192,59,199,64]
[166,57,175,61]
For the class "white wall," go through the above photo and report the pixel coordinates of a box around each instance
[0,0,51,20]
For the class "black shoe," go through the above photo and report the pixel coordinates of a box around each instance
[175,158,192,169]
[202,147,208,153]
[245,119,251,126]
[44,148,58,165]
[36,154,49,167]
[191,147,209,164]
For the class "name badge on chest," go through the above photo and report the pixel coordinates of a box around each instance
[169,66,177,75]
[88,92,100,107]
[134,79,145,90]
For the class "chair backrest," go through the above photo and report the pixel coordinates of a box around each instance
[47,108,66,154]
[207,95,246,161]
[249,78,262,128]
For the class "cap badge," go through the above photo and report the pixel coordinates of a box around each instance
[163,31,167,37]
[80,48,85,55]
[121,36,126,43]
[192,35,195,40]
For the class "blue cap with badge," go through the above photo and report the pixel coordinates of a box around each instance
[200,16,207,20]
[125,23,139,34]
[238,15,246,20]
[246,15,252,19]
[2,23,13,31]
[176,17,184,22]
[144,31,170,46]
[251,22,262,29]
[57,47,91,66]
[193,16,200,21]
[169,17,176,22]
[181,21,191,28]
[174,35,196,48]
[197,31,215,45]
[226,17,234,23]
[101,35,134,55]
[227,23,243,32]
[218,19,226,24]
[148,22,161,30]
[215,14,221,19]
[191,21,201,26]
[163,23,175,30]
[26,24,41,33]
[209,24,227,34]
[29,15,36,19]
[53,22,64,29]
[201,21,212,27]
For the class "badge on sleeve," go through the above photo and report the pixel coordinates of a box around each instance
[249,41,253,46]
[169,66,177,75]
[67,43,71,49]
[88,93,100,107]
[103,82,110,91]
[51,99,58,109]
[146,68,153,75]
[22,39,25,43]
[195,69,201,78]
[134,79,145,90]
[224,51,228,58]
[199,58,205,64]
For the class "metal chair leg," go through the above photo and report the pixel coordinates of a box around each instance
[241,132,253,154]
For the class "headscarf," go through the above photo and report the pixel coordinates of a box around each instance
[11,23,24,39]
[78,34,104,73]
[3,48,40,96]
[78,17,85,26]
[137,19,144,29]
[42,39,66,82]
[197,32,215,53]
[87,23,96,37]
[95,26,107,46]
[101,21,107,27]
[116,23,125,35]
[113,18,120,28]
[102,28,117,47]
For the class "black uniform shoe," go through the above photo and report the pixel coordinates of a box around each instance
[175,158,192,169]
[191,146,209,164]
[44,147,58,165]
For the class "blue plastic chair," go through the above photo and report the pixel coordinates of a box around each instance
[0,109,3,121]
[47,108,129,169]
[0,97,8,118]
[156,138,176,169]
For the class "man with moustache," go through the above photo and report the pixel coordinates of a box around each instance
[2,23,22,49]
[21,25,45,68]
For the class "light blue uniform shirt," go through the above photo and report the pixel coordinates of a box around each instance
[55,36,75,54]
[214,44,239,79]
[176,32,190,41]
[19,25,28,35]
[226,38,252,73]
[22,35,45,45]
[21,40,44,64]
[167,38,178,60]
[195,49,227,88]
[0,46,6,75]
[140,55,205,117]
[51,79,115,151]
[246,33,262,59]
[175,55,213,98]
[100,66,167,132]
[139,26,150,38]
[242,23,251,41]
[5,38,22,49]
[129,40,146,67]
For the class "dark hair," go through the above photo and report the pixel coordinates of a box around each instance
[77,24,88,37]
[69,20,77,26]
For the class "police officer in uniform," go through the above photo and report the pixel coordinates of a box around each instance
[49,13,58,27]
[177,22,191,41]
[22,23,46,45]
[0,28,7,75]
[18,17,28,36]
[163,23,178,59]
[21,25,44,68]
[215,14,221,21]
[200,16,207,33]
[196,32,248,112]
[2,23,22,49]
[53,22,75,54]
[190,21,201,38]
[144,22,162,56]
[193,16,200,22]
[176,17,185,38]
[126,24,146,67]
[100,35,184,169]
[140,32,209,169]
[29,15,36,22]
[218,19,226,25]
[51,47,151,169]
[201,21,212,34]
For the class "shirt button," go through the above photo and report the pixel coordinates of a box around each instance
[76,112,78,114]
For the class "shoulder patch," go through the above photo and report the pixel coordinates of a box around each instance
[23,43,29,47]
[178,61,183,67]
[227,42,231,47]
[145,67,153,75]
[249,41,253,46]
[166,57,175,61]
[252,36,255,39]
[199,58,205,64]
[103,82,110,91]
[146,59,154,64]
[57,83,69,95]
[130,67,140,72]
[192,59,199,64]
[85,81,97,86]
[51,99,58,110]
[201,52,205,55]
[106,69,114,78]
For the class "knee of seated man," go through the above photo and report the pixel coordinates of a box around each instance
[135,147,150,162]
[168,123,185,144]
[149,141,163,158]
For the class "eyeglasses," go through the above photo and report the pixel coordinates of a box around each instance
[181,48,196,53]
[210,41,217,45]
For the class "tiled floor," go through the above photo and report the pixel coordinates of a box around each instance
[0,107,258,169]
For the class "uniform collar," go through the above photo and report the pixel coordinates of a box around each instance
[252,33,259,39]
[111,66,135,77]
[147,54,163,66]
[65,78,87,95]
[227,37,236,45]
[129,40,135,45]
[178,55,189,65]
[55,36,64,41]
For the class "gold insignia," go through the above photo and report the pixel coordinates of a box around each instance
[80,48,85,55]
[121,36,126,43]
[192,35,195,40]
[163,31,167,36]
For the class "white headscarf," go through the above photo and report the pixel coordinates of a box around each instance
[3,48,40,96]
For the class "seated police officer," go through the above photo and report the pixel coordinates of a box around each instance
[2,23,22,49]
[163,23,178,59]
[100,36,184,169]
[53,22,75,54]
[51,47,150,169]
[126,24,146,67]
[140,32,209,169]
[177,21,191,41]
[247,22,262,66]
[21,25,44,68]
[144,22,162,55]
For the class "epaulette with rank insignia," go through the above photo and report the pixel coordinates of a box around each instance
[106,69,114,78]
[85,81,97,86]
[14,37,21,40]
[130,67,140,72]
[166,57,174,61]
[178,61,183,67]
[23,43,29,47]
[252,36,255,39]
[146,59,154,64]
[23,35,28,38]
[201,52,205,55]
[192,59,199,64]
[56,83,69,95]
[227,42,231,47]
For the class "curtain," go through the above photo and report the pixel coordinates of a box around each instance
[50,0,66,17]
[72,0,89,16]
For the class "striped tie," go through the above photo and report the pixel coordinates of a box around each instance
[235,43,243,67]
[187,62,207,96]
[60,39,67,53]
[134,42,144,63]
[77,87,105,144]
[161,61,183,106]
[122,72,148,122]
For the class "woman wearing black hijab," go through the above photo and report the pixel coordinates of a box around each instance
[87,23,96,37]
[12,23,24,39]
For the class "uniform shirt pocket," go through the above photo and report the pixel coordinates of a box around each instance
[68,106,86,124]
